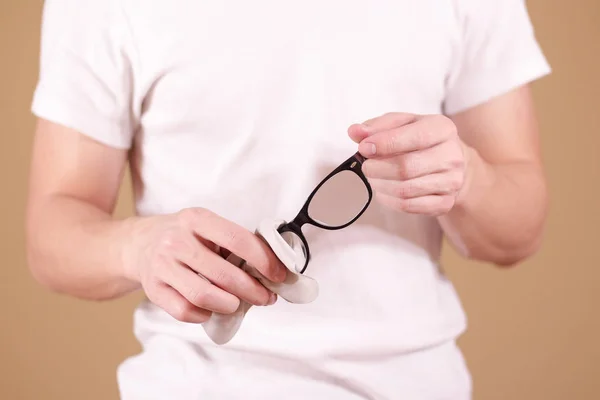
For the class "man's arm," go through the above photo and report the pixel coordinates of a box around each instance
[439,85,548,266]
[26,119,285,322]
[349,85,547,267]
[25,118,140,300]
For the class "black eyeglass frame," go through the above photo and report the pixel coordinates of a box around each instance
[277,151,373,274]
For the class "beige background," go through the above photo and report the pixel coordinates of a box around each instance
[1,1,598,399]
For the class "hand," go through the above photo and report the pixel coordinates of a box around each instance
[348,112,469,216]
[122,208,287,323]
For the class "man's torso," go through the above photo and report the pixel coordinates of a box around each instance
[122,0,466,357]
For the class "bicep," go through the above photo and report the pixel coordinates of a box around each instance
[449,84,543,166]
[27,118,128,214]
[28,0,135,215]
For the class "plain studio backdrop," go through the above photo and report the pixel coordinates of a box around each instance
[1,1,598,399]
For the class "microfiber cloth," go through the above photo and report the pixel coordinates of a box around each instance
[202,218,319,345]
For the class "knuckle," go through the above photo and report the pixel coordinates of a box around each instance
[185,284,207,307]
[449,157,465,171]
[194,208,214,225]
[223,229,240,250]
[234,271,269,305]
[188,245,203,265]
[450,173,464,192]
[213,267,233,288]
[436,196,455,215]
[152,244,174,267]
[448,142,465,167]
[434,113,451,127]
[177,207,209,227]
[150,249,168,267]
[143,280,162,302]
[390,112,417,125]
[417,129,433,148]
[398,157,417,179]
[158,229,183,253]
[176,208,196,224]
[384,135,397,154]
[381,112,398,122]
[393,163,406,180]
[445,117,458,136]
[432,114,453,133]
[396,197,412,212]
[190,251,208,273]
[245,242,271,274]
[375,192,402,212]
[390,201,405,213]
[395,182,413,199]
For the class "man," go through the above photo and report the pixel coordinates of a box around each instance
[26,0,550,398]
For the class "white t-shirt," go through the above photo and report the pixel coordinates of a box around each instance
[32,0,550,396]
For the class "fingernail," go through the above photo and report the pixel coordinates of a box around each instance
[267,292,277,305]
[360,142,377,156]
[360,124,374,134]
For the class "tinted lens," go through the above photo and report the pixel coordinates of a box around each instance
[308,170,369,228]
[279,230,308,273]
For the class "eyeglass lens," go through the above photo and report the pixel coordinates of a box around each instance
[307,169,370,228]
[279,230,308,274]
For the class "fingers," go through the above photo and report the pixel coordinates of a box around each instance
[149,283,213,323]
[348,113,417,144]
[362,112,418,132]
[374,192,456,216]
[184,209,287,283]
[160,261,240,314]
[348,124,371,143]
[347,113,465,217]
[192,249,274,306]
[368,171,465,199]
[357,115,455,158]
[139,208,286,326]
[170,234,274,307]
[362,142,465,180]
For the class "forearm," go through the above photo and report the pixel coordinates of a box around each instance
[26,194,141,300]
[438,146,548,266]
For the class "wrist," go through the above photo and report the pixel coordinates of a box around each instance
[115,215,146,284]
[454,143,495,210]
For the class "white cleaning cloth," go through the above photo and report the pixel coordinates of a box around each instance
[202,218,319,345]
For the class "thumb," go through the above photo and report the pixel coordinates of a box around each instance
[347,123,373,144]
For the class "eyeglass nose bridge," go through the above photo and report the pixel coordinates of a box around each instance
[275,151,373,275]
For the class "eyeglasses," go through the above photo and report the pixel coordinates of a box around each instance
[277,151,373,274]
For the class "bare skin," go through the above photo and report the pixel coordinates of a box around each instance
[348,85,547,265]
[25,84,546,323]
[25,120,286,323]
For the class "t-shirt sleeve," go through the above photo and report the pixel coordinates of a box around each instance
[31,0,138,149]
[443,0,551,115]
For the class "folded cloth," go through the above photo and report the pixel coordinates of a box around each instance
[202,218,319,345]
